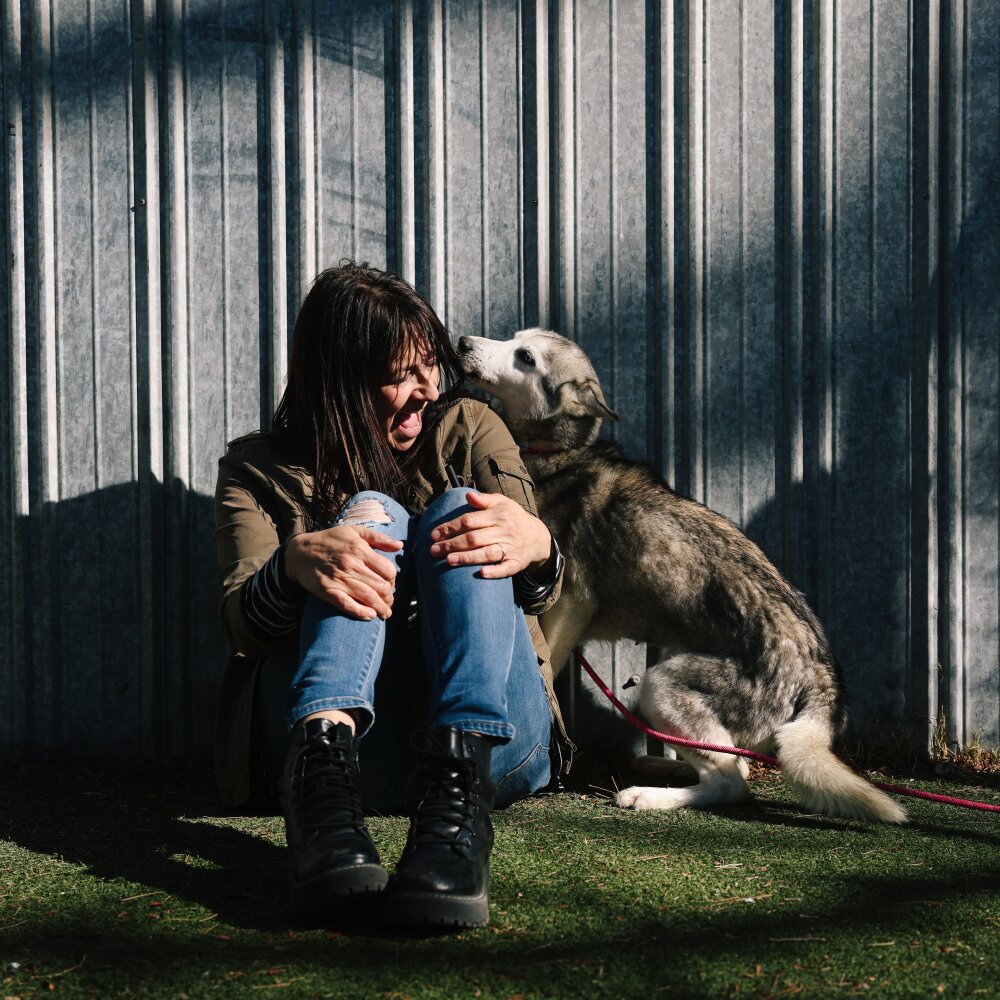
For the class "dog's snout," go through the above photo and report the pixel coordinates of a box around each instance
[456,336,472,354]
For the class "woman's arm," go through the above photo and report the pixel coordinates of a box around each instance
[214,454,298,658]
[216,455,406,657]
[284,524,401,620]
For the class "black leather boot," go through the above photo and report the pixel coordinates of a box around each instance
[385,727,496,929]
[280,718,388,915]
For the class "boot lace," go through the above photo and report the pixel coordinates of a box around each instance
[292,736,365,833]
[409,742,480,855]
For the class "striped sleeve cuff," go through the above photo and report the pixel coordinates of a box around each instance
[240,543,308,640]
[513,535,564,607]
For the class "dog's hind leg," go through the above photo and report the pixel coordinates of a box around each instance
[614,655,753,812]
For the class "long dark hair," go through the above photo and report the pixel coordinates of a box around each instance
[273,262,462,524]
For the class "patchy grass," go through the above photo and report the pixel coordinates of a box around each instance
[930,713,1000,777]
[1,757,999,998]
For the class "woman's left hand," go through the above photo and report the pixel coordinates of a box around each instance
[429,490,554,579]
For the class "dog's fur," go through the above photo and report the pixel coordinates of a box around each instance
[458,329,905,823]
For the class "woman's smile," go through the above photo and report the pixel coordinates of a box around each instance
[394,405,424,441]
[376,345,441,451]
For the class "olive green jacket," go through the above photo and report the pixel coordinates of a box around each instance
[213,395,572,808]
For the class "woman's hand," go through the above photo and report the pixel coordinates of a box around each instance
[284,526,402,620]
[428,491,554,579]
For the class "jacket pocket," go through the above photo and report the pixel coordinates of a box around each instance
[487,455,536,511]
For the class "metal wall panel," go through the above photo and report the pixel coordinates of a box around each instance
[2,0,998,759]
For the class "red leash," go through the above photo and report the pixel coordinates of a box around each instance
[573,648,1000,815]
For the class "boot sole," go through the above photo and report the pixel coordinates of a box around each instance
[290,863,389,916]
[383,888,490,929]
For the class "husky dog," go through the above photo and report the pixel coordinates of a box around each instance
[457,329,905,823]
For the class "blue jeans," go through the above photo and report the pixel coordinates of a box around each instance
[256,488,553,814]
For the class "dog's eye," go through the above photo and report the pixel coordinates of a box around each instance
[515,348,535,368]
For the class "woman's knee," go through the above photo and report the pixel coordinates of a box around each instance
[494,739,552,807]
[416,487,473,540]
[334,491,409,532]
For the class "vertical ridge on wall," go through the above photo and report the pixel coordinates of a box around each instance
[737,0,747,528]
[395,0,416,284]
[781,0,807,590]
[161,0,194,758]
[28,0,61,754]
[130,0,163,755]
[644,0,670,752]
[813,0,834,628]
[609,0,618,398]
[953,0,999,747]
[354,0,363,260]
[653,0,673,486]
[479,0,489,333]
[523,0,549,328]
[426,0,446,315]
[486,0,524,339]
[555,0,574,337]
[685,0,705,506]
[912,0,942,748]
[740,0,778,554]
[1,0,30,754]
[704,0,739,525]
[296,1,316,280]
[163,0,188,491]
[941,0,965,746]
[264,0,288,413]
[868,0,912,721]
[514,0,525,329]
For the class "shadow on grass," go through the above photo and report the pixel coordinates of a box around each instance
[1,760,289,932]
[710,798,1000,845]
[3,864,1000,996]
[549,789,1000,847]
[3,757,999,995]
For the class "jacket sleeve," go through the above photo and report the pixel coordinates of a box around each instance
[467,404,564,615]
[214,449,298,659]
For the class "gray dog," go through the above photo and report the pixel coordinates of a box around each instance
[458,329,905,823]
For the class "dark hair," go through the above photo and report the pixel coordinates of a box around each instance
[273,262,462,524]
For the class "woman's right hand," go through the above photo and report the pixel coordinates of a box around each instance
[284,526,402,621]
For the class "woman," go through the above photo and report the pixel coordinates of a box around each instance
[213,263,572,930]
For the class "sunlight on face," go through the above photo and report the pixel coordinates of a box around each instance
[374,342,441,452]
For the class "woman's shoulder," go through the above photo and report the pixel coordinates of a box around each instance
[223,428,278,462]
[221,429,308,477]
[426,394,519,468]
[430,392,506,436]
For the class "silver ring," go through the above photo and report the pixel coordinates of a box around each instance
[495,543,507,564]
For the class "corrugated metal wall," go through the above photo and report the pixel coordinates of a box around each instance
[2,0,997,759]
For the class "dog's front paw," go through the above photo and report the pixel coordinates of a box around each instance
[614,785,685,811]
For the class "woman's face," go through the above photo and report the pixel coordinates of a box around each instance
[374,341,441,452]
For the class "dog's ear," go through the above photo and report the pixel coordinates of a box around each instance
[565,379,618,421]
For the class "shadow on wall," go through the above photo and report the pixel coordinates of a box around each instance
[744,472,914,743]
[5,481,223,760]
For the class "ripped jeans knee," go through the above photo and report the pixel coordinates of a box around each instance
[333,491,409,530]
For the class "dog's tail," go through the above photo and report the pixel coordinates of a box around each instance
[775,718,907,823]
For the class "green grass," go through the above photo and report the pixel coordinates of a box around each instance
[2,757,999,999]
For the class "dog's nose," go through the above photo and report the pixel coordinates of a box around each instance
[456,336,472,354]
